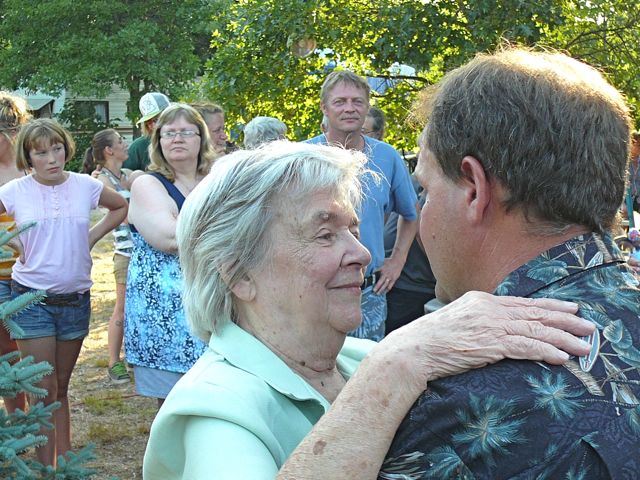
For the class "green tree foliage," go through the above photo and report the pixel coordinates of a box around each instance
[0,0,215,126]
[198,0,639,151]
[55,102,120,173]
[543,1,640,123]
[0,0,637,149]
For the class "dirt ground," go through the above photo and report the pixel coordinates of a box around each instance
[68,229,157,479]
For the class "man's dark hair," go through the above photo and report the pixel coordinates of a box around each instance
[415,47,632,234]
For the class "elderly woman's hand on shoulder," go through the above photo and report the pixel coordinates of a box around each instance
[280,291,593,480]
[377,291,594,392]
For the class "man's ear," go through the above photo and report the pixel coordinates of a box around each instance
[459,155,491,225]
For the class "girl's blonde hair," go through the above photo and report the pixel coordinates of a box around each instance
[0,92,32,146]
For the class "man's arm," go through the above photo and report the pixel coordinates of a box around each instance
[374,201,419,294]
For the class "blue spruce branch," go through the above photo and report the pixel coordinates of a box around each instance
[0,289,47,338]
[0,354,53,398]
[0,220,36,246]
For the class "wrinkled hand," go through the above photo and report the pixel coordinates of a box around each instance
[380,291,594,390]
[373,256,404,294]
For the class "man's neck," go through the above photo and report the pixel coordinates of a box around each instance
[325,129,365,151]
[458,218,590,298]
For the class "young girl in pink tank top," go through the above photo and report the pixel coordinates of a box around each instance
[0,119,127,467]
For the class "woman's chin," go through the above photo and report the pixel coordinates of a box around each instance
[333,313,363,335]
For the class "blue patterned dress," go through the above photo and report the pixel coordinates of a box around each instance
[381,233,640,479]
[124,173,206,376]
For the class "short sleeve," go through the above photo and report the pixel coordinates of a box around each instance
[390,153,417,220]
[78,173,104,209]
[182,417,279,479]
[0,179,18,216]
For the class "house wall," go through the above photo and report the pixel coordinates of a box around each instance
[12,86,135,142]
[69,85,134,141]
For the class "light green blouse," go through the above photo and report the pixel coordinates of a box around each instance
[143,321,375,479]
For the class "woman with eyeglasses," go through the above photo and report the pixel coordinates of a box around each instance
[124,103,216,407]
[0,92,31,414]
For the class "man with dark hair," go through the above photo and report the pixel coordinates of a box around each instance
[362,106,386,141]
[381,48,640,478]
[307,70,418,341]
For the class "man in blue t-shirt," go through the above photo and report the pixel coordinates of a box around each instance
[307,71,418,341]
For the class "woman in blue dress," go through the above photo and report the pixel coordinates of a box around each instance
[125,103,216,407]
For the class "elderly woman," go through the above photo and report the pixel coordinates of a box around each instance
[243,116,288,149]
[143,141,593,478]
[124,103,216,406]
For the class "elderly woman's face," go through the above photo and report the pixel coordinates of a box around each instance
[250,191,371,335]
[159,116,201,164]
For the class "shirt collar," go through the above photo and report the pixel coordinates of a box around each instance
[209,322,331,408]
[495,232,626,298]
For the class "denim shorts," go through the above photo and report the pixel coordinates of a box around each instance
[10,281,91,341]
[0,279,11,303]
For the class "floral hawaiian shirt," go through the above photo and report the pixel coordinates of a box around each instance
[380,233,640,479]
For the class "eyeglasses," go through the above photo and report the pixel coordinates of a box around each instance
[160,130,200,139]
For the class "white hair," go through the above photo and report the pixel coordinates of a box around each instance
[177,141,368,341]
[243,116,288,149]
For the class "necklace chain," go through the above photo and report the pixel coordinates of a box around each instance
[102,167,122,181]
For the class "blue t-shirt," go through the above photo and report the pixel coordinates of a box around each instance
[306,135,417,276]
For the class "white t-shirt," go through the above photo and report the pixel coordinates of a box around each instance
[0,172,103,293]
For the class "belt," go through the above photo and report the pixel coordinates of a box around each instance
[11,281,86,306]
[361,273,378,290]
[42,292,85,306]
